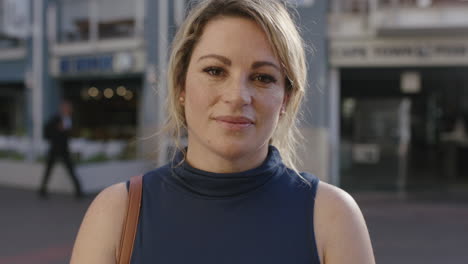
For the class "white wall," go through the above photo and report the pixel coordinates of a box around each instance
[98,0,136,21]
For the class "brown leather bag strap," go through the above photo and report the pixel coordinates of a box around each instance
[118,175,143,264]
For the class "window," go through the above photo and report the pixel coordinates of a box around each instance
[330,0,369,14]
[57,0,137,43]
[0,0,27,48]
[58,0,90,42]
[61,79,142,162]
[97,0,136,40]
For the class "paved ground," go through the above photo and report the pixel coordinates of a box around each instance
[354,191,468,264]
[0,186,467,264]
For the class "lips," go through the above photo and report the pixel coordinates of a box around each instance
[213,116,254,131]
[214,116,254,124]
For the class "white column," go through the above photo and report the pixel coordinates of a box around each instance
[174,0,186,27]
[329,67,341,187]
[32,0,44,161]
[135,0,145,38]
[157,0,169,166]
[368,0,378,32]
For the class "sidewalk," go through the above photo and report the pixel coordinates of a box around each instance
[0,187,93,264]
[354,191,468,264]
[0,186,467,264]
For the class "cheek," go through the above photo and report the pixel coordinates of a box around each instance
[259,90,285,116]
[184,75,213,120]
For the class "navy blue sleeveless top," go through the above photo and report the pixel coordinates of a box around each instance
[128,146,321,264]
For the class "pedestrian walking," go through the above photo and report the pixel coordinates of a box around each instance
[39,100,83,199]
[71,1,375,263]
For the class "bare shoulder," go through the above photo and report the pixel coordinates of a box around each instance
[314,181,375,264]
[70,182,128,264]
[315,181,360,216]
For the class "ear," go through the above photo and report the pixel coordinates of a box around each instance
[179,90,186,105]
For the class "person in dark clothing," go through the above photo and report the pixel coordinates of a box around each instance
[39,100,83,198]
[71,1,375,263]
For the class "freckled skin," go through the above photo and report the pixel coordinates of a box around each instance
[183,17,287,173]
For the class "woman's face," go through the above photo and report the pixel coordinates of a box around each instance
[183,16,286,162]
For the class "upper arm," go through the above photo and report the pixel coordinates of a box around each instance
[70,182,128,264]
[314,182,375,264]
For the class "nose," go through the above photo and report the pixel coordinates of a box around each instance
[222,75,252,107]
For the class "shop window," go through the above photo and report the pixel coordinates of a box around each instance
[62,80,141,162]
[0,36,23,49]
[0,90,27,160]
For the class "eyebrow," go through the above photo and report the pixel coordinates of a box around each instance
[198,54,231,66]
[197,54,281,72]
[252,61,281,72]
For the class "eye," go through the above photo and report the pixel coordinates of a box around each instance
[252,74,277,84]
[203,67,224,76]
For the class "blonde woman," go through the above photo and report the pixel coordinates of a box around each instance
[71,0,375,263]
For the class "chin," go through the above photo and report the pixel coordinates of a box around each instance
[210,139,266,160]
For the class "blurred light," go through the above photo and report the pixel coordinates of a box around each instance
[124,90,133,101]
[401,72,421,94]
[88,87,99,97]
[342,98,356,119]
[117,86,127,96]
[104,88,114,99]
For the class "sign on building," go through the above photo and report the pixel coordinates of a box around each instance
[331,38,468,67]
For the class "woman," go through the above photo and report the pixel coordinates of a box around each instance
[71,0,375,263]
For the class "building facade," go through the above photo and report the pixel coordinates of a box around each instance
[329,0,468,191]
[0,0,331,192]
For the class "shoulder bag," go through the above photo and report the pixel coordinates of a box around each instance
[118,175,143,264]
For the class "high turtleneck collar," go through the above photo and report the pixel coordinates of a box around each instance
[168,145,285,198]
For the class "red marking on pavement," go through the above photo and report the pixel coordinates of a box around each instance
[0,244,72,264]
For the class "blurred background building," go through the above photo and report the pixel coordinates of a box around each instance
[0,0,466,195]
[329,0,468,191]
[0,0,330,194]
[0,0,169,193]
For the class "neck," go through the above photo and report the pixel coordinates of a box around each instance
[185,143,269,174]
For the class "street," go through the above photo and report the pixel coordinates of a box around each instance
[1,186,467,264]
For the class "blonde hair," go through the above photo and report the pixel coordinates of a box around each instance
[165,0,307,172]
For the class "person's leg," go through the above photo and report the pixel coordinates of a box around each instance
[62,151,83,198]
[39,149,57,197]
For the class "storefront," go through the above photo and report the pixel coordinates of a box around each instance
[0,30,28,158]
[331,38,468,191]
[0,84,25,135]
[50,51,145,163]
[61,78,141,140]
